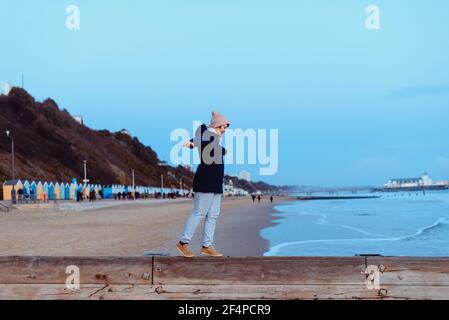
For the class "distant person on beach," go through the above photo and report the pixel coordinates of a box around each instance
[257,195,261,203]
[18,188,24,203]
[252,194,256,203]
[177,111,230,258]
[270,195,274,203]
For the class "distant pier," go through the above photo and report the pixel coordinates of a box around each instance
[297,196,381,201]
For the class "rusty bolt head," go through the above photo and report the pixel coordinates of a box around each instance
[155,286,164,294]
[378,288,388,297]
[95,274,107,280]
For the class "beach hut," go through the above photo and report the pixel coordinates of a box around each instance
[97,185,103,198]
[64,183,70,200]
[81,184,88,200]
[76,184,83,200]
[83,184,89,198]
[69,183,77,200]
[30,181,37,201]
[57,183,62,200]
[112,184,121,195]
[48,183,55,200]
[102,186,113,199]
[58,182,65,200]
[61,182,66,199]
[36,182,43,200]
[43,182,49,197]
[22,180,31,194]
[53,182,60,200]
[2,180,23,201]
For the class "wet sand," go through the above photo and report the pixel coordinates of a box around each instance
[0,196,292,257]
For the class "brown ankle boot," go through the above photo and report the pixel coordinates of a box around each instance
[176,242,194,258]
[201,246,224,257]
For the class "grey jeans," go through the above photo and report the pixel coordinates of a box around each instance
[180,192,222,247]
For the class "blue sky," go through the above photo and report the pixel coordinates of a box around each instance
[1,0,449,186]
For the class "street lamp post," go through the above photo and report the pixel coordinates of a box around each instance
[5,131,16,204]
[157,162,169,198]
[82,160,89,202]
[83,160,89,184]
[132,169,135,199]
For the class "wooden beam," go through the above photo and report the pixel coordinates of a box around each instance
[0,284,377,300]
[366,257,449,286]
[1,256,449,300]
[0,256,153,285]
[152,257,366,285]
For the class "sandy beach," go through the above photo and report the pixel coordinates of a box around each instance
[0,197,292,257]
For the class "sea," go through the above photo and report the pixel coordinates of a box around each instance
[261,190,449,256]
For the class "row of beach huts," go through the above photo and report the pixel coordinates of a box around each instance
[2,179,190,202]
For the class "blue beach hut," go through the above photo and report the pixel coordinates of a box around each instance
[30,181,37,200]
[22,180,31,194]
[64,183,70,200]
[48,182,55,200]
[43,182,49,197]
[58,182,65,200]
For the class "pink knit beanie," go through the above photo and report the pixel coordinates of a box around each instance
[209,111,230,128]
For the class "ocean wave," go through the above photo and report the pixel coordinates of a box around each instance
[294,211,387,237]
[264,216,449,256]
[298,211,328,224]
[339,224,388,237]
[396,216,449,241]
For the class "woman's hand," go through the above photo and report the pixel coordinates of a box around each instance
[184,141,194,148]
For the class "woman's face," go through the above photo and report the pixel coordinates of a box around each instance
[217,124,229,135]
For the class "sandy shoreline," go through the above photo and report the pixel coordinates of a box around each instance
[0,196,294,257]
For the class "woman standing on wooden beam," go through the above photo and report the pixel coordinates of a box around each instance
[177,111,230,258]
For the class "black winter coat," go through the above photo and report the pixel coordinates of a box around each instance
[190,124,226,194]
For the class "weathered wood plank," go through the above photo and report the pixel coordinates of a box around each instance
[7,283,448,300]
[0,256,153,285]
[0,284,381,300]
[1,256,449,300]
[371,285,449,300]
[149,284,379,300]
[366,257,449,286]
[152,257,366,285]
[0,284,110,300]
[0,284,449,300]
